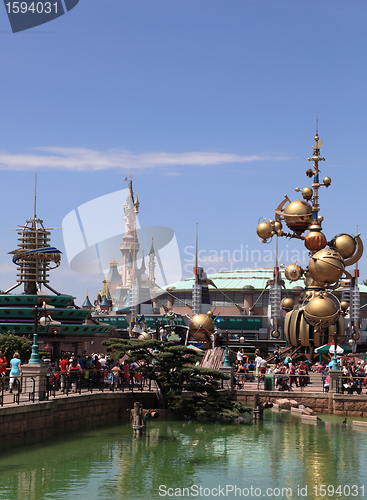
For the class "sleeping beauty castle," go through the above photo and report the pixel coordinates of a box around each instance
[92,175,157,316]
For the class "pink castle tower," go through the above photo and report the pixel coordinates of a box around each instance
[120,174,140,290]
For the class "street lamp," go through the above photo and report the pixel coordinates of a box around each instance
[223,330,231,367]
[29,302,51,365]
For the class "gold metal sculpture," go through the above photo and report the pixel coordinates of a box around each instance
[256,129,363,352]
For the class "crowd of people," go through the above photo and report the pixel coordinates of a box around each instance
[0,351,148,394]
[234,348,367,394]
[55,353,146,392]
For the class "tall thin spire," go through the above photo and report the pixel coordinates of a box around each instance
[149,237,155,256]
[148,238,156,283]
[33,173,37,221]
[316,112,318,135]
[195,223,198,283]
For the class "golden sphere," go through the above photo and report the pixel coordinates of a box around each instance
[282,298,294,311]
[138,332,152,341]
[323,176,331,187]
[330,233,356,259]
[304,231,327,251]
[285,264,303,282]
[284,200,313,234]
[340,301,349,311]
[306,295,338,317]
[256,221,273,241]
[207,310,213,317]
[189,314,215,334]
[307,248,345,285]
[193,331,209,340]
[304,294,339,328]
[302,187,313,200]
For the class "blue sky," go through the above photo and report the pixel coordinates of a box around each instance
[0,0,367,304]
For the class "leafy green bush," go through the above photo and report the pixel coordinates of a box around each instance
[0,332,32,363]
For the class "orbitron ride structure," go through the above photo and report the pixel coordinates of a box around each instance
[256,131,363,353]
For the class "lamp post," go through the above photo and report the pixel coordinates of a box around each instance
[329,331,339,371]
[29,303,51,365]
[223,329,231,367]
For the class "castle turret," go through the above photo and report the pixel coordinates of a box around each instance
[106,257,121,297]
[82,291,93,310]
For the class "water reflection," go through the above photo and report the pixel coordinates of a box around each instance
[0,412,366,500]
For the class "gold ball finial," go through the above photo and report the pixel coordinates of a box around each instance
[282,297,294,311]
[256,221,273,241]
[301,187,313,201]
[323,176,331,187]
[285,264,303,282]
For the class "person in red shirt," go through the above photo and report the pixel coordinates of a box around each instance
[60,355,69,393]
[0,351,7,390]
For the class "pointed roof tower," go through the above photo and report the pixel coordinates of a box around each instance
[134,192,140,213]
[140,251,146,273]
[149,237,155,256]
[126,251,133,268]
[82,291,93,310]
[107,257,121,283]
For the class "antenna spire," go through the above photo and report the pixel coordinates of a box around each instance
[195,223,198,269]
[195,223,199,285]
[33,173,37,220]
[316,112,318,135]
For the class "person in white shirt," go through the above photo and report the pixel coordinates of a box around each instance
[255,355,262,378]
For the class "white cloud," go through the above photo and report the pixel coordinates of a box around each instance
[0,147,290,172]
[0,262,17,273]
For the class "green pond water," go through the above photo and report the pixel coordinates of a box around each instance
[1,411,367,500]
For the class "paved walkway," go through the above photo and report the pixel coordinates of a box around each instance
[236,374,329,393]
[0,384,152,407]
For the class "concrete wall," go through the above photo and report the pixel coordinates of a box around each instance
[0,392,157,445]
[236,390,367,416]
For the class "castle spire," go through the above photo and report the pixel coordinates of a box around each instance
[149,237,156,283]
[140,251,146,272]
[129,173,133,202]
[134,191,139,213]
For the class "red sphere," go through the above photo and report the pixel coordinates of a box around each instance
[304,231,327,251]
